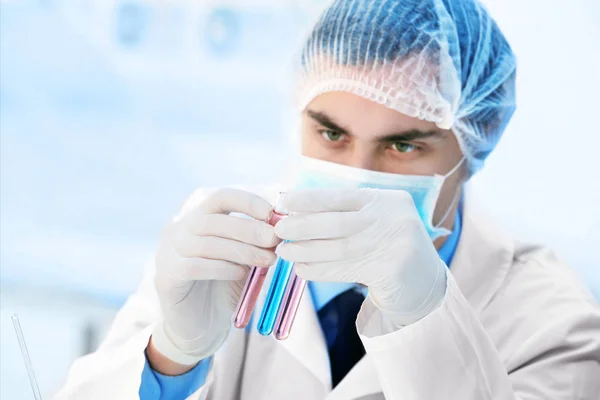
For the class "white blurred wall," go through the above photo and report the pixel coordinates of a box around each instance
[472,0,600,297]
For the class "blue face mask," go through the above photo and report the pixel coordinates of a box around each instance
[292,156,464,240]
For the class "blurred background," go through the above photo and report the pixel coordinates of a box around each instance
[1,0,598,398]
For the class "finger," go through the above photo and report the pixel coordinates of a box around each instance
[294,261,363,284]
[184,213,281,248]
[198,188,273,221]
[274,211,367,241]
[281,188,373,213]
[277,238,367,263]
[173,233,278,267]
[175,258,250,281]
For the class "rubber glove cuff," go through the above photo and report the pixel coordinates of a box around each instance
[369,261,448,329]
[151,321,225,366]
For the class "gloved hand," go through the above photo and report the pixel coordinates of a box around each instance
[152,188,281,365]
[275,188,448,328]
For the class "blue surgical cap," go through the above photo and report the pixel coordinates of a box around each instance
[296,0,517,172]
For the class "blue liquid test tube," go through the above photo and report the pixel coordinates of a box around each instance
[257,248,295,336]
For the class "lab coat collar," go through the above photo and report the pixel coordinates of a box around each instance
[448,195,515,316]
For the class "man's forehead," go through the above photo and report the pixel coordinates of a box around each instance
[296,55,446,126]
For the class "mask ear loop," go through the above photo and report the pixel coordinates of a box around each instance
[434,156,466,229]
[435,188,460,229]
[442,156,466,179]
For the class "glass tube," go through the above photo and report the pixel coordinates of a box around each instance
[232,192,287,329]
[12,314,43,400]
[273,271,307,340]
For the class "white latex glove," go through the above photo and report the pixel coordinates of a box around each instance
[152,188,281,365]
[275,188,448,328]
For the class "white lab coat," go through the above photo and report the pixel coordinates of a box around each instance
[55,187,600,400]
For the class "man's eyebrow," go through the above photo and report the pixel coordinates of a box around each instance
[377,129,443,142]
[306,109,443,141]
[306,110,349,134]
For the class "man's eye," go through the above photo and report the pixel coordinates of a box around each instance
[320,130,344,142]
[392,142,417,153]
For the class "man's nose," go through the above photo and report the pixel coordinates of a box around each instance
[345,146,379,171]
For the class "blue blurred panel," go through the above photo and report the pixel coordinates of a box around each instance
[114,1,150,48]
[203,7,240,57]
[0,0,308,301]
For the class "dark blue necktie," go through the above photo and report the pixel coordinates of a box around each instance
[317,288,366,388]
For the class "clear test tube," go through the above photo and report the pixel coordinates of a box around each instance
[11,314,43,400]
[273,271,307,340]
[232,192,287,329]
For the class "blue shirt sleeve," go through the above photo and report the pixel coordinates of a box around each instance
[139,356,212,400]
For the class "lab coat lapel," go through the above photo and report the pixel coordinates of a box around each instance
[241,271,331,399]
[326,355,384,400]
[277,283,332,389]
[448,196,515,315]
[273,290,384,400]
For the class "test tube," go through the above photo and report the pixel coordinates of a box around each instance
[274,271,307,340]
[256,194,295,336]
[257,254,295,336]
[11,314,43,400]
[232,192,287,329]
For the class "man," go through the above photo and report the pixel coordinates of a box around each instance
[55,0,600,399]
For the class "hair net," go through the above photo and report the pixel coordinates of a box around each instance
[296,0,517,172]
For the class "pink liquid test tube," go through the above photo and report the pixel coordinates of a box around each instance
[273,270,307,340]
[232,192,287,329]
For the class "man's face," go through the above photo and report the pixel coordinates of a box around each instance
[301,92,466,244]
